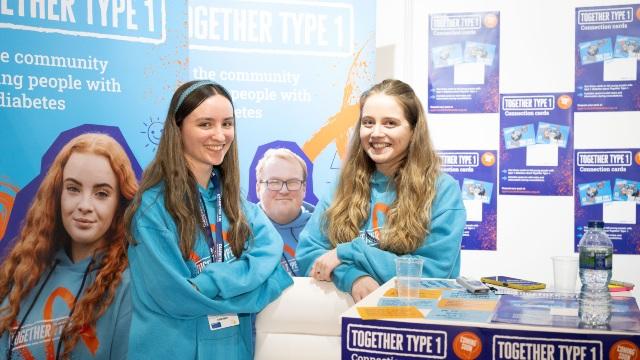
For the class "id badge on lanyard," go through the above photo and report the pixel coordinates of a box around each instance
[198,171,224,263]
[198,171,239,331]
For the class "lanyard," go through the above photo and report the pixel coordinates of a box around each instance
[198,170,224,263]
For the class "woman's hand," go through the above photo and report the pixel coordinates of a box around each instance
[351,276,380,302]
[310,249,340,281]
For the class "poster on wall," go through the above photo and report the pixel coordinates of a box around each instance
[439,150,497,250]
[499,93,574,196]
[187,0,376,202]
[428,11,500,113]
[0,2,187,253]
[574,148,640,254]
[575,4,640,112]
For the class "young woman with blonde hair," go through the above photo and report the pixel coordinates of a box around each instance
[125,80,292,359]
[297,79,466,301]
[0,133,138,359]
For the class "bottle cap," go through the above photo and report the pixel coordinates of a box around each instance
[587,220,604,229]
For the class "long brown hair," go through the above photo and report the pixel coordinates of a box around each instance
[324,79,441,254]
[0,133,138,359]
[125,80,251,259]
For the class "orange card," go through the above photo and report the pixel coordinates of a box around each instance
[436,298,497,312]
[356,306,424,320]
[383,288,442,299]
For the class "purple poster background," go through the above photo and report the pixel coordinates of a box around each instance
[247,140,318,205]
[574,148,640,255]
[499,93,574,196]
[575,4,640,112]
[439,150,497,250]
[428,11,500,113]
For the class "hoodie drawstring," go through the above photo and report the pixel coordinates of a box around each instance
[7,260,60,360]
[55,257,95,360]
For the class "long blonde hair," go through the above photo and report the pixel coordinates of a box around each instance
[324,79,440,254]
[0,133,138,359]
[125,81,251,259]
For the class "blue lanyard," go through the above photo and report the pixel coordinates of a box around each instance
[198,170,224,263]
[282,228,299,276]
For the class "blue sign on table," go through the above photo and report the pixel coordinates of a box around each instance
[342,316,640,360]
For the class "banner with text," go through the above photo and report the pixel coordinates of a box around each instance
[0,1,188,252]
[499,93,574,196]
[575,4,640,112]
[187,0,376,203]
[428,11,500,113]
[574,148,640,255]
[439,150,497,250]
[342,316,639,360]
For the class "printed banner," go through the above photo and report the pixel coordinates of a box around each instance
[187,0,376,202]
[428,11,500,113]
[575,4,640,112]
[499,93,574,196]
[342,316,640,360]
[438,151,497,250]
[0,1,187,254]
[574,148,640,254]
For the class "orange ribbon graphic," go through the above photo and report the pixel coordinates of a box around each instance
[371,202,390,239]
[43,287,99,358]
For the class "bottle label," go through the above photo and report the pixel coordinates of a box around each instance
[579,251,612,270]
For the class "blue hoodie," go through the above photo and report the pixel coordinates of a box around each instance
[260,202,314,276]
[296,172,465,293]
[127,180,293,360]
[0,250,131,359]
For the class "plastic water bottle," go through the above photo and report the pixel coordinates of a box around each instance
[578,220,613,327]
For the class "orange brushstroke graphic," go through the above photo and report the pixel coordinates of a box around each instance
[302,42,371,162]
[0,180,19,241]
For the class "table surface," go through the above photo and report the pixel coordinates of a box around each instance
[341,277,640,336]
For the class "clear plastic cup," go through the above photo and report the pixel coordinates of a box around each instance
[552,256,579,293]
[395,257,423,298]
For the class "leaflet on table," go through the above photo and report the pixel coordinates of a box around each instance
[574,148,640,254]
[575,4,640,111]
[499,93,574,196]
[425,290,499,323]
[378,298,439,309]
[439,150,497,250]
[428,11,500,113]
[493,294,640,332]
[421,279,464,289]
[377,287,498,323]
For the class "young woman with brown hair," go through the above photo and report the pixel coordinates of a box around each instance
[297,79,466,302]
[125,80,292,359]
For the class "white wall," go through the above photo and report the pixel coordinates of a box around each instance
[376,0,639,297]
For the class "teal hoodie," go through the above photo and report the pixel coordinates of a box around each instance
[0,249,131,359]
[127,180,293,360]
[296,172,465,293]
[259,202,314,276]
